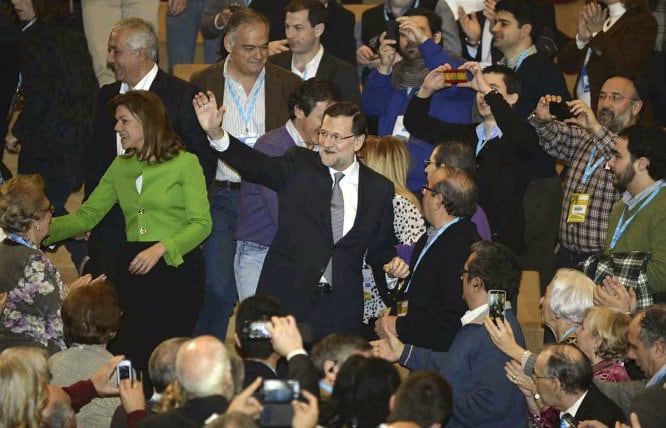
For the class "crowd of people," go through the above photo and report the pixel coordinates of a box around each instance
[1,0,666,427]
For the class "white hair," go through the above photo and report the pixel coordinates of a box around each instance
[549,268,595,324]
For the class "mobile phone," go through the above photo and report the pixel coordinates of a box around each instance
[549,101,574,121]
[443,69,469,84]
[243,320,272,339]
[116,359,133,384]
[385,20,399,41]
[260,379,301,403]
[561,413,579,428]
[488,290,506,322]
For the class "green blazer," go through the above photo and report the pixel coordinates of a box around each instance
[46,151,212,267]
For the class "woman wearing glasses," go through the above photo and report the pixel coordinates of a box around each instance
[0,175,97,355]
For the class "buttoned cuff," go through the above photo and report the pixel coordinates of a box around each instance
[286,349,308,361]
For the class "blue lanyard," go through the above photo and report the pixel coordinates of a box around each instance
[609,185,663,250]
[225,73,265,134]
[404,217,460,293]
[7,233,38,249]
[559,325,577,343]
[579,147,606,191]
[647,364,666,387]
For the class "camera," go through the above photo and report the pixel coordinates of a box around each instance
[116,359,133,384]
[549,101,574,121]
[443,69,469,84]
[258,380,301,427]
[242,320,272,340]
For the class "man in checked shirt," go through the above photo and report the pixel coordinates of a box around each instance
[528,76,645,270]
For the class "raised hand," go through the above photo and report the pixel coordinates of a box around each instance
[457,61,491,94]
[193,91,226,139]
[418,64,453,98]
[458,7,481,45]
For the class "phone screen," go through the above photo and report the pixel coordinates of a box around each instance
[488,290,506,322]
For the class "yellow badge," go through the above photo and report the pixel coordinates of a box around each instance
[567,193,591,223]
[397,300,409,316]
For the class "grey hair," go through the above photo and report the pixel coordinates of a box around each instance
[111,17,158,61]
[548,268,594,323]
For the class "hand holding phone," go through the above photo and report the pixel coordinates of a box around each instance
[443,69,469,84]
[549,101,574,121]
[385,20,399,41]
[116,359,133,385]
[488,290,506,322]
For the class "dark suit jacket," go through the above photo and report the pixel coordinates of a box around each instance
[137,395,229,428]
[190,60,302,134]
[558,7,657,111]
[629,380,666,428]
[321,0,357,66]
[393,218,480,351]
[82,68,217,278]
[217,137,396,333]
[268,50,360,105]
[554,384,625,428]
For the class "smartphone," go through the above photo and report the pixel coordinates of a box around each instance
[549,101,574,121]
[385,20,399,41]
[116,359,133,384]
[443,69,469,84]
[243,320,272,339]
[488,290,506,322]
[260,379,301,403]
[561,413,579,428]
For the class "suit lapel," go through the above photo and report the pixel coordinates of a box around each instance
[149,68,165,92]
[315,158,335,243]
[264,64,280,131]
[315,51,334,80]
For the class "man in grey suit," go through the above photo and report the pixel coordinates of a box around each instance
[268,0,360,105]
[190,8,302,343]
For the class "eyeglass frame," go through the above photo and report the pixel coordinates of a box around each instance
[421,184,439,195]
[597,92,640,103]
[316,129,358,144]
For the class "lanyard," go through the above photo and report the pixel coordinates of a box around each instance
[559,325,578,343]
[578,147,606,191]
[476,138,488,157]
[404,217,460,293]
[609,185,663,250]
[225,73,265,134]
[7,233,38,249]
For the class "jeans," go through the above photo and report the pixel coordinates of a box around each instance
[194,186,239,341]
[203,36,222,64]
[234,240,269,301]
[165,0,205,69]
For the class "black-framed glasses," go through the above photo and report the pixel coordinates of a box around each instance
[317,129,356,144]
[422,184,438,195]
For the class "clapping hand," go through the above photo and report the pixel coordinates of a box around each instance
[193,91,226,140]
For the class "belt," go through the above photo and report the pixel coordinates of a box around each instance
[215,180,241,191]
[314,282,332,295]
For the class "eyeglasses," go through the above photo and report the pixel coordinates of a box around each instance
[317,129,357,144]
[598,93,639,103]
[421,184,438,195]
[424,159,435,167]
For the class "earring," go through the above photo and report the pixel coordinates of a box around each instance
[34,223,40,230]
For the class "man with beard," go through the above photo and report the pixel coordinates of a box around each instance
[361,8,475,193]
[604,126,666,301]
[529,76,645,269]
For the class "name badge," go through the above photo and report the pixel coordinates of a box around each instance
[238,135,258,148]
[567,193,591,223]
[392,115,410,139]
[362,267,374,301]
[397,300,409,316]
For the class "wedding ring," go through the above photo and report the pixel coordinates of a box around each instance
[512,374,517,380]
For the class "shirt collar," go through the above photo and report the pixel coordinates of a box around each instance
[647,362,666,387]
[285,119,307,148]
[608,3,627,20]
[329,159,360,185]
[475,122,503,141]
[120,63,159,93]
[561,390,588,421]
[461,304,488,326]
[291,45,324,80]
[500,44,537,69]
[622,179,665,210]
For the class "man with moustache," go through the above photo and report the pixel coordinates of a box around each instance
[529,76,645,268]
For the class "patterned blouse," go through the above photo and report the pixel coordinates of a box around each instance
[0,237,66,354]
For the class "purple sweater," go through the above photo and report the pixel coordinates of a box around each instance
[235,126,294,246]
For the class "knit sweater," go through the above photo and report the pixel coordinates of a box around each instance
[605,187,666,296]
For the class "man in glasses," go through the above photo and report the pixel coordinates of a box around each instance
[375,166,479,351]
[194,96,409,342]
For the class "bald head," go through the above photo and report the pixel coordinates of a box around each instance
[176,336,232,398]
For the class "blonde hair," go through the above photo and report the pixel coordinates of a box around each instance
[361,136,421,212]
[584,306,631,360]
[0,352,49,428]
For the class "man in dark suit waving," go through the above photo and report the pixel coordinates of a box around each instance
[194,95,409,340]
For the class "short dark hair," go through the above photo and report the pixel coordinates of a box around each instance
[287,77,340,120]
[235,294,282,360]
[62,282,121,345]
[433,167,477,218]
[482,64,522,97]
[387,371,452,427]
[543,344,593,395]
[286,0,328,27]
[638,304,666,350]
[311,333,371,377]
[323,102,368,136]
[468,241,521,301]
[403,7,443,39]
[433,141,476,175]
[618,125,666,181]
[494,0,534,29]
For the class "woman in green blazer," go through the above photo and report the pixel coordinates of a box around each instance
[46,91,212,371]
